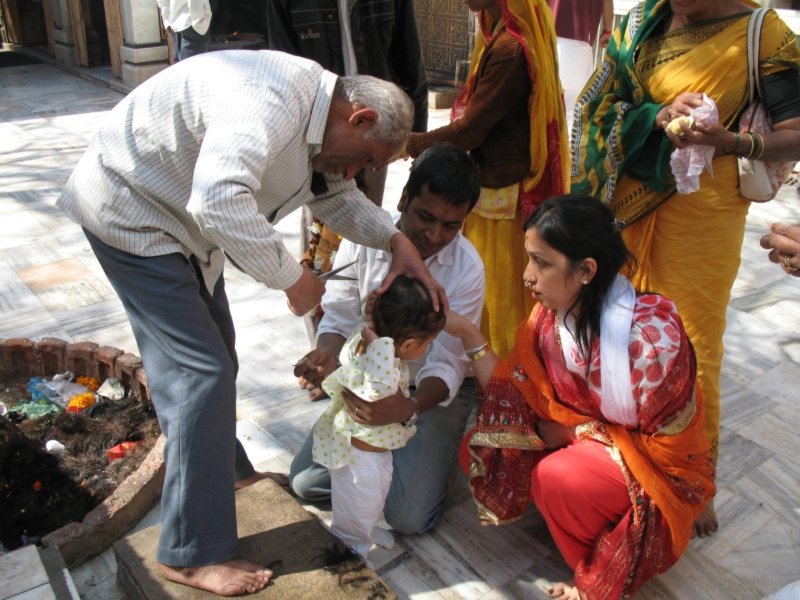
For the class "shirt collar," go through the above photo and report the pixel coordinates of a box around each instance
[375,215,459,266]
[307,70,339,149]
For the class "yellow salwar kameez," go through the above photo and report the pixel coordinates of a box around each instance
[572,2,800,457]
[406,0,569,359]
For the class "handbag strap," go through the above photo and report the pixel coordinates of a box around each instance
[747,8,769,105]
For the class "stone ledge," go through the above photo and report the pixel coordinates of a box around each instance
[0,337,162,570]
[42,435,166,569]
[114,478,397,599]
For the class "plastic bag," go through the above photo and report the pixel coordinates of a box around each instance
[669,94,719,194]
[35,381,88,409]
[97,378,125,401]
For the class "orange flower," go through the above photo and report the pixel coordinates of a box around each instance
[77,377,100,392]
[33,481,42,491]
[67,393,96,412]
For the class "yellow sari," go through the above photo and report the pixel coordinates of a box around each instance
[607,10,799,457]
[460,0,569,358]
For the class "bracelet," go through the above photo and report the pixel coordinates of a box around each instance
[602,29,612,36]
[754,133,766,160]
[402,395,420,429]
[465,342,489,355]
[745,132,758,159]
[731,132,741,155]
[468,343,491,361]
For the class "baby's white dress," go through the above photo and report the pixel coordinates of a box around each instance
[312,326,416,559]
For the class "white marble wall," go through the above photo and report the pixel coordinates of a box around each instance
[119,0,168,88]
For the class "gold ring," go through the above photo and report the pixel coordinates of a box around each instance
[783,254,798,272]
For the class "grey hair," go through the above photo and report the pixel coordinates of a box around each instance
[337,75,414,148]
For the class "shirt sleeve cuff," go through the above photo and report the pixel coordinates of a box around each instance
[264,252,303,290]
[415,365,461,408]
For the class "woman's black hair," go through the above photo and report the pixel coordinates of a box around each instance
[523,194,635,361]
[372,275,446,344]
[405,144,481,211]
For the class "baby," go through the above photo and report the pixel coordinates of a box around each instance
[312,275,445,561]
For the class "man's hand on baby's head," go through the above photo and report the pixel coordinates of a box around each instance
[361,325,379,347]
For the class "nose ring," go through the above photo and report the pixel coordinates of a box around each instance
[524,280,534,289]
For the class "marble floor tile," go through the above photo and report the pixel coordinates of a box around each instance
[15,257,93,291]
[737,404,800,466]
[653,547,763,600]
[751,330,800,366]
[0,280,42,313]
[498,555,574,600]
[235,313,310,361]
[690,489,772,562]
[432,503,549,588]
[746,362,800,408]
[0,304,61,339]
[718,384,777,431]
[381,563,453,600]
[31,277,117,312]
[757,298,800,335]
[0,545,49,599]
[0,211,55,250]
[399,533,495,600]
[733,455,800,530]
[715,427,774,488]
[50,298,130,339]
[717,517,800,596]
[0,239,72,270]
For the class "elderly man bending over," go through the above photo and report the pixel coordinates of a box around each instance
[56,50,444,596]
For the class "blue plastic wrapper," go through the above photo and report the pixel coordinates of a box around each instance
[27,377,50,404]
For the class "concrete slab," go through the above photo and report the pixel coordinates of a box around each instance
[112,479,396,599]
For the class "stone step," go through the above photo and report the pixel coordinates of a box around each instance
[0,545,80,600]
[113,479,396,599]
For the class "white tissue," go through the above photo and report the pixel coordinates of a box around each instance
[669,94,719,194]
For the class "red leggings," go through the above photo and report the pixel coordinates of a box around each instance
[459,434,630,569]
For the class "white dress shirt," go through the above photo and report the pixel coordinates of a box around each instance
[318,216,485,406]
[158,0,212,35]
[57,51,397,296]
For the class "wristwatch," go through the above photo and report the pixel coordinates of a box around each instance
[402,396,420,429]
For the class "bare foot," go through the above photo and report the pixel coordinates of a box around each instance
[157,559,272,596]
[308,387,329,402]
[235,471,295,496]
[548,578,581,600]
[691,499,718,538]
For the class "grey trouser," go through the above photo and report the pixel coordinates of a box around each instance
[85,230,255,566]
[172,25,210,63]
[290,378,476,534]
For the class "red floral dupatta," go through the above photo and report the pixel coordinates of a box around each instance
[468,303,715,599]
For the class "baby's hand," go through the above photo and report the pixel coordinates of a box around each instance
[361,324,379,347]
[444,311,469,338]
[365,291,379,319]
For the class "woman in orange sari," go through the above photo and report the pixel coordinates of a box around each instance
[445,195,715,599]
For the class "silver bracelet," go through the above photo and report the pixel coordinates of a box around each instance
[402,396,420,429]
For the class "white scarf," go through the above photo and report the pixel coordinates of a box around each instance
[558,274,638,427]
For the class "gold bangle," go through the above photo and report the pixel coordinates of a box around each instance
[465,343,489,355]
[745,132,758,159]
[467,343,491,361]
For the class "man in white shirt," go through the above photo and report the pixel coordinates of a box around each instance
[292,144,485,537]
[57,51,446,595]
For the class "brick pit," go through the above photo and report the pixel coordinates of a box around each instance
[1,337,164,568]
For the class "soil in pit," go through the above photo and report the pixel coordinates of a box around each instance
[0,373,161,551]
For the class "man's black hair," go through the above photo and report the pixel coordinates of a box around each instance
[405,144,481,212]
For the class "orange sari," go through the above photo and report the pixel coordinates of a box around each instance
[467,296,715,599]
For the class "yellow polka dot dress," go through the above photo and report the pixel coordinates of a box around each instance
[313,327,414,469]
